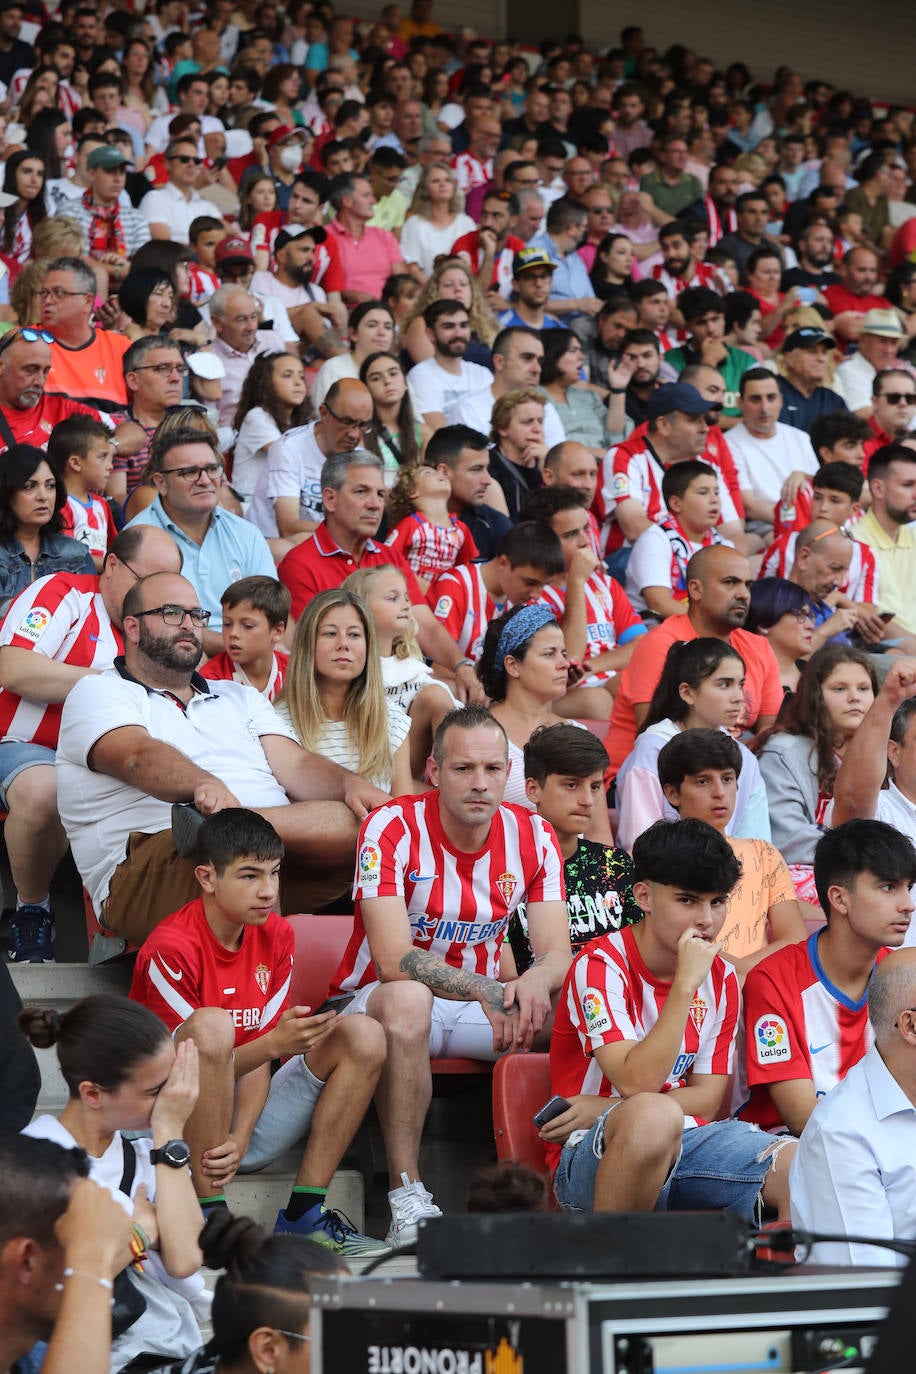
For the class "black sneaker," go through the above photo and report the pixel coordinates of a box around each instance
[8,905,54,962]
[171,803,204,859]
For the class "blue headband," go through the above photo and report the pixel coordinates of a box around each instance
[496,604,557,666]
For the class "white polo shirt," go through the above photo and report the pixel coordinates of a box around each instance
[139,181,223,244]
[57,668,295,914]
[247,420,327,539]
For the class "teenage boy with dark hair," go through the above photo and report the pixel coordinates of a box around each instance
[738,819,916,1137]
[130,808,389,1256]
[506,722,641,972]
[658,729,805,974]
[809,410,870,470]
[542,818,794,1218]
[429,520,564,662]
[626,460,730,620]
[760,461,877,606]
[199,575,291,701]
[663,286,756,421]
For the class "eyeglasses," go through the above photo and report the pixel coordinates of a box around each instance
[0,326,54,354]
[132,604,211,626]
[324,399,374,434]
[879,391,916,404]
[133,362,188,378]
[790,608,816,624]
[36,288,90,301]
[171,154,204,165]
[160,461,222,481]
[274,1330,310,1344]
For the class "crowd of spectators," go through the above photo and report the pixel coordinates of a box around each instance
[5,4,916,1364]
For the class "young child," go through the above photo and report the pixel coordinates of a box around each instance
[187,215,226,307]
[506,723,641,974]
[130,808,388,1255]
[657,728,806,975]
[761,462,876,604]
[428,520,565,662]
[625,461,731,619]
[344,563,454,782]
[47,415,117,571]
[199,575,290,701]
[384,463,478,592]
[541,818,795,1218]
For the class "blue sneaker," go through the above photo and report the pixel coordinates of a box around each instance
[274,1205,391,1257]
[8,906,54,962]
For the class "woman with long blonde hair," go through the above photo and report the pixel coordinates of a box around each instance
[402,254,497,365]
[399,163,476,280]
[277,587,413,794]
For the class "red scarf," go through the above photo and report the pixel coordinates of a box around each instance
[703,194,737,245]
[82,188,127,259]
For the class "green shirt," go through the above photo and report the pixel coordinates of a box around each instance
[664,342,756,414]
[639,168,704,217]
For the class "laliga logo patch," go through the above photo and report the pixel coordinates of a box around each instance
[434,595,452,618]
[358,842,381,884]
[755,1014,791,1062]
[16,606,50,642]
[582,987,610,1034]
[611,472,629,497]
[496,870,517,906]
[689,995,708,1032]
[254,963,270,995]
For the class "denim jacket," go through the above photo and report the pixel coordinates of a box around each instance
[0,533,96,613]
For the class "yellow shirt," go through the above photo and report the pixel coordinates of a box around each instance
[853,507,916,634]
[720,836,795,960]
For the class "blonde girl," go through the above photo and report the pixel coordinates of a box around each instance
[277,587,413,795]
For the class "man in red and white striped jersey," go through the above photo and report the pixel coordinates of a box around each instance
[543,819,795,1220]
[738,820,916,1137]
[329,705,571,1245]
[0,524,180,962]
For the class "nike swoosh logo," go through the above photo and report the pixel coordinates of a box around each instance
[158,957,182,981]
[89,634,101,642]
[809,1042,831,1055]
[408,870,437,883]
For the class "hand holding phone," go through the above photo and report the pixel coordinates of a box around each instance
[313,992,355,1016]
[532,1095,571,1128]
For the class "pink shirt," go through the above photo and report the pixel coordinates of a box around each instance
[327,220,403,297]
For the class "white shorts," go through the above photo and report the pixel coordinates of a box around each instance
[345,981,499,1060]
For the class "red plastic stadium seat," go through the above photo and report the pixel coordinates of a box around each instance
[492,1051,552,1171]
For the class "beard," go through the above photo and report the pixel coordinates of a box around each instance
[137,621,204,672]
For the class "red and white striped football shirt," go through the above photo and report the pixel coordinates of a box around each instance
[759,531,877,604]
[428,564,507,661]
[385,511,478,583]
[651,260,724,300]
[60,494,117,557]
[450,151,493,195]
[199,649,289,703]
[738,932,886,1132]
[0,575,122,747]
[331,791,564,994]
[547,924,739,1170]
[539,572,644,684]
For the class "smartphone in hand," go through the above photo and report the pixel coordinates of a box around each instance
[532,1095,571,1128]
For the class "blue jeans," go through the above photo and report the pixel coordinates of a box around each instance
[554,1110,774,1220]
[0,741,56,808]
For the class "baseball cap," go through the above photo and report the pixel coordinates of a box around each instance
[267,125,309,150]
[276,224,326,251]
[214,236,254,266]
[782,326,836,353]
[647,382,717,421]
[860,307,907,339]
[512,247,555,277]
[86,145,132,171]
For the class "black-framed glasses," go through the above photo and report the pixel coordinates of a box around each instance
[134,362,189,378]
[36,287,91,300]
[324,399,374,434]
[879,391,916,405]
[160,461,222,481]
[0,327,54,354]
[132,604,211,626]
[790,607,816,625]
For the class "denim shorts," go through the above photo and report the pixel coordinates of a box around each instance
[240,1053,326,1172]
[554,1109,776,1221]
[0,741,56,808]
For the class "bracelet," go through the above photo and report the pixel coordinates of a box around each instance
[63,1268,114,1294]
[608,386,627,394]
[129,1224,149,1266]
[455,658,475,671]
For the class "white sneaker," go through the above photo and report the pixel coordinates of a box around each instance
[385,1172,443,1247]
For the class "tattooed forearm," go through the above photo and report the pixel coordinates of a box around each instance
[399,948,505,1010]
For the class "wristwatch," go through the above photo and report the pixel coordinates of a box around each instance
[149,1139,191,1169]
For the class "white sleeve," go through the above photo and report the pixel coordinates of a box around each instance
[139,190,167,225]
[626,524,675,596]
[263,433,304,501]
[544,401,565,447]
[398,217,426,267]
[406,362,443,417]
[727,435,753,489]
[57,674,148,767]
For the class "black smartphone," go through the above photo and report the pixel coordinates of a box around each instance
[313,992,355,1016]
[880,611,896,623]
[532,1095,571,1128]
[213,156,228,169]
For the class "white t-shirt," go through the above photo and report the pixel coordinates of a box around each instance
[381,653,456,715]
[444,384,565,448]
[726,420,818,505]
[625,523,733,615]
[247,419,326,538]
[309,352,359,410]
[250,268,327,315]
[399,212,477,276]
[233,406,281,500]
[407,356,494,418]
[57,672,295,914]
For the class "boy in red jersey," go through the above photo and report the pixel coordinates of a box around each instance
[543,819,794,1217]
[199,576,290,702]
[130,808,389,1257]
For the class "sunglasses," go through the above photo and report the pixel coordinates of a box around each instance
[879,391,916,405]
[172,154,203,166]
[0,327,54,355]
